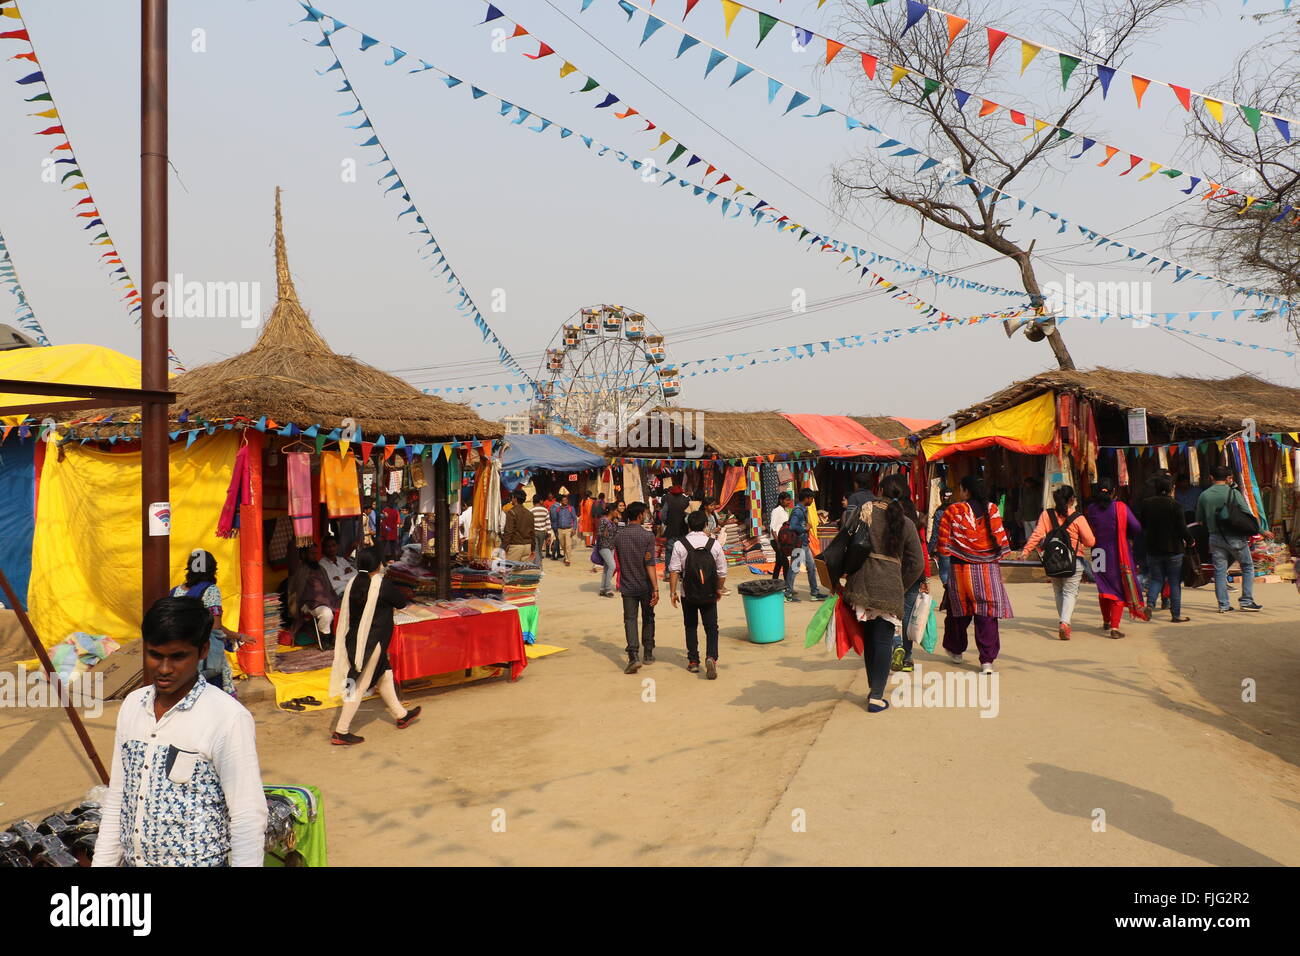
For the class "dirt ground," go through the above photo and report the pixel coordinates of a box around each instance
[2,561,1298,866]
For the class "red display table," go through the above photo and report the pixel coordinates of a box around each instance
[388,606,528,683]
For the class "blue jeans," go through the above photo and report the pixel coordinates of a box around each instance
[1145,553,1184,618]
[599,547,616,593]
[786,543,822,597]
[1209,533,1254,608]
[936,554,951,587]
[895,579,922,662]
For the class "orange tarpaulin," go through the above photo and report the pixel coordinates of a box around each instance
[782,414,900,459]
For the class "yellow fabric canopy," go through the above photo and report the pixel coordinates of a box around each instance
[28,431,241,648]
[921,392,1058,462]
[0,343,142,426]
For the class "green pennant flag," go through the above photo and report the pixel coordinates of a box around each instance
[24,92,52,103]
[1160,168,1183,177]
[667,142,687,164]
[921,77,941,99]
[757,12,778,46]
[1240,105,1262,131]
[1059,53,1081,89]
[1057,128,1073,141]
[579,76,600,93]
[315,435,327,454]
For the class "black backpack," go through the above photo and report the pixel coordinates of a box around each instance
[822,505,875,583]
[1040,511,1081,578]
[1217,492,1260,538]
[682,539,720,603]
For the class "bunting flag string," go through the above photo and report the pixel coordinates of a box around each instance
[860,0,1297,141]
[0,226,50,344]
[674,0,1289,221]
[298,5,538,391]
[0,0,143,320]
[294,6,1033,333]
[578,0,1297,313]
[458,1,1028,298]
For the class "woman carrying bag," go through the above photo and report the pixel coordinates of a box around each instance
[1020,485,1096,641]
[1085,477,1148,638]
[935,475,1013,673]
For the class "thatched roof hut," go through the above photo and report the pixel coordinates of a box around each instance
[915,368,1300,442]
[616,408,813,459]
[68,189,502,443]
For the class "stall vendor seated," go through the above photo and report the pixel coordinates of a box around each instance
[318,534,357,597]
[287,543,340,647]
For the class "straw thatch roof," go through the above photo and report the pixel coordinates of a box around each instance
[915,368,1300,439]
[612,408,815,458]
[849,416,916,459]
[70,189,502,442]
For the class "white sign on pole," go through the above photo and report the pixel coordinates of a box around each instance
[148,501,171,537]
[1127,408,1148,445]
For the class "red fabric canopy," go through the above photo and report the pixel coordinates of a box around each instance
[782,414,900,459]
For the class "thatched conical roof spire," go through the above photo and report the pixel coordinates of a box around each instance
[253,186,330,353]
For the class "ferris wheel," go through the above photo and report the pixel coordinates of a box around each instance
[531,304,680,437]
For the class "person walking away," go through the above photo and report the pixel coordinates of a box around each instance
[597,502,621,597]
[329,548,421,745]
[770,491,795,597]
[93,596,267,867]
[660,485,690,582]
[668,509,728,678]
[552,493,578,566]
[839,489,924,712]
[169,550,241,695]
[379,495,402,563]
[501,488,535,562]
[1141,475,1195,622]
[879,474,929,672]
[614,502,659,673]
[592,493,608,522]
[1020,485,1095,640]
[1175,476,1201,521]
[1195,465,1264,613]
[530,494,551,563]
[936,475,1013,673]
[788,489,828,602]
[928,487,954,587]
[845,472,876,517]
[1084,477,1149,638]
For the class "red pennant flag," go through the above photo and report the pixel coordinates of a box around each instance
[684,0,701,17]
[642,120,656,131]
[75,196,94,205]
[1008,110,1026,125]
[1119,154,1142,175]
[510,24,529,37]
[360,441,375,462]
[978,98,998,117]
[35,125,65,135]
[986,28,1007,65]
[1097,145,1119,166]
[1130,75,1150,108]
[1170,85,1191,111]
[825,39,845,65]
[525,42,553,59]
[0,29,31,40]
[945,14,967,52]
[860,52,877,79]
[715,173,731,186]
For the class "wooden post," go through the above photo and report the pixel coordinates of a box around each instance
[0,568,109,785]
[434,451,450,600]
[237,429,266,676]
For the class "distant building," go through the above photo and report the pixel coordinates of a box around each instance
[501,413,529,435]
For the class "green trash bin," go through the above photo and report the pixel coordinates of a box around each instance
[738,581,785,644]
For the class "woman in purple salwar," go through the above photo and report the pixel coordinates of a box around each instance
[1084,478,1149,639]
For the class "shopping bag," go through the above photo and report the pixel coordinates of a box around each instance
[804,593,839,648]
[905,590,933,644]
[920,602,938,655]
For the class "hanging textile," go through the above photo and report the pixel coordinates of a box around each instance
[702,466,715,500]
[803,462,819,493]
[216,442,250,538]
[1158,446,1169,470]
[386,465,402,495]
[485,457,503,538]
[623,463,643,504]
[718,466,744,511]
[1226,436,1268,531]
[286,451,314,546]
[1187,444,1201,486]
[1116,448,1130,488]
[419,457,437,514]
[746,465,763,532]
[319,450,361,518]
[760,463,779,526]
[470,460,492,558]
[448,448,462,510]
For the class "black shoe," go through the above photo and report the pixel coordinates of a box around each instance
[810,592,827,601]
[687,660,700,673]
[330,731,364,746]
[396,705,422,729]
[643,649,655,665]
[624,657,642,675]
[705,658,717,680]
[785,594,801,602]
[1240,600,1263,611]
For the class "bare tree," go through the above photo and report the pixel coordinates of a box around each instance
[827,0,1194,370]
[1170,14,1299,340]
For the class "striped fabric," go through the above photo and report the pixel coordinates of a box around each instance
[936,501,1010,564]
[945,561,1014,619]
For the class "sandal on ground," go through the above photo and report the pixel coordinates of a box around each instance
[280,701,305,712]
[1108,628,1125,639]
[867,698,890,714]
[1170,616,1190,623]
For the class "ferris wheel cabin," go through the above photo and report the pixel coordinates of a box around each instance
[546,348,565,372]
[602,305,624,332]
[644,334,666,363]
[562,324,581,348]
[581,309,601,335]
[624,312,645,339]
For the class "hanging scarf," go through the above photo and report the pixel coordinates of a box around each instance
[1116,448,1130,488]
[1114,501,1147,620]
[216,442,250,538]
[328,571,384,699]
[1187,443,1201,486]
[286,451,314,545]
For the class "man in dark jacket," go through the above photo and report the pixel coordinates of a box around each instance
[501,488,535,562]
[660,485,690,582]
[1139,475,1194,621]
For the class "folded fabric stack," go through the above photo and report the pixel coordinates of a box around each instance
[502,563,542,607]
[1249,538,1288,576]
[450,559,504,599]
[719,524,748,566]
[262,592,284,641]
[386,562,439,596]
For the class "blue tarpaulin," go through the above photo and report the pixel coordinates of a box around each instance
[500,435,606,473]
[0,439,36,606]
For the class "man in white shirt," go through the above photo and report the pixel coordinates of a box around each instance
[668,510,728,679]
[769,491,794,599]
[458,503,474,545]
[94,596,267,867]
[318,535,356,597]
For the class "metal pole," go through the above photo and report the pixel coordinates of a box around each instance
[141,0,170,609]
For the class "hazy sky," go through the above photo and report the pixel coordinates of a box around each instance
[1,0,1296,424]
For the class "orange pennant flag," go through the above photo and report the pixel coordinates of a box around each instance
[1097,145,1119,166]
[510,24,528,38]
[860,52,877,80]
[978,99,998,117]
[825,39,845,65]
[1131,75,1150,108]
[944,14,967,53]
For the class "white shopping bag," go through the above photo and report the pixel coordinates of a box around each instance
[906,591,933,644]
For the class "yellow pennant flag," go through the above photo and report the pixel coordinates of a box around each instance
[721,0,742,36]
[29,108,58,119]
[1138,161,1163,181]
[733,184,745,194]
[1,7,22,17]
[559,61,576,78]
[1204,98,1225,123]
[651,131,672,150]
[70,182,88,190]
[890,64,908,88]
[1019,41,1040,75]
[1238,196,1258,214]
[1023,117,1048,140]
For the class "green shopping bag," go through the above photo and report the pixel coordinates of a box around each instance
[920,601,938,655]
[804,593,840,648]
